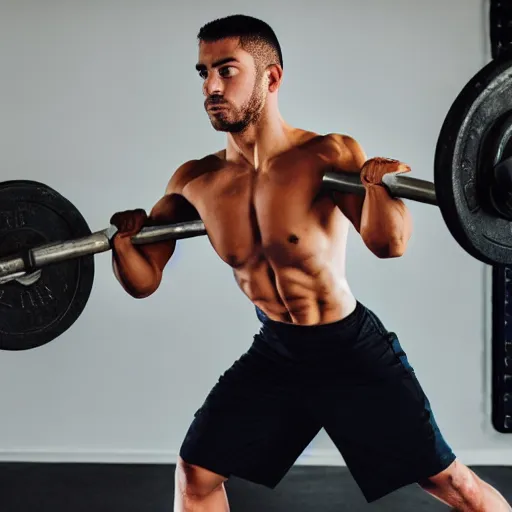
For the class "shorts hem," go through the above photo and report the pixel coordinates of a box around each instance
[178,449,283,490]
[178,449,230,480]
[360,452,457,503]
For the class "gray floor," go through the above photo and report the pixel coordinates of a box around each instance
[1,463,512,511]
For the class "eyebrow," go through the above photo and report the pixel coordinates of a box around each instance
[195,57,239,71]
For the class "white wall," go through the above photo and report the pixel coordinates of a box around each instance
[1,0,510,466]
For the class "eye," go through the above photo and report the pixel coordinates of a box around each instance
[198,69,207,80]
[219,66,238,78]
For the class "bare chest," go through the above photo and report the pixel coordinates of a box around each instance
[182,160,333,267]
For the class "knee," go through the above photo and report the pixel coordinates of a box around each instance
[175,457,227,500]
[419,461,482,506]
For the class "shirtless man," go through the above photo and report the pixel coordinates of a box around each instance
[109,14,511,512]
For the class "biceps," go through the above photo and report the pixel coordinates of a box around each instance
[327,134,368,231]
[140,193,200,272]
[149,193,199,223]
[332,191,364,233]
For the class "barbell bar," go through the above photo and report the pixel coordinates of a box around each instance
[0,170,439,285]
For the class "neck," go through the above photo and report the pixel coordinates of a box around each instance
[225,107,296,168]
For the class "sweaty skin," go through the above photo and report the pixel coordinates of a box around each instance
[111,131,412,325]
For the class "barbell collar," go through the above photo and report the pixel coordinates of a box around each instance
[0,230,111,283]
[321,171,438,206]
[0,221,208,281]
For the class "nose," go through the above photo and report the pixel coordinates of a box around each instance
[203,73,223,97]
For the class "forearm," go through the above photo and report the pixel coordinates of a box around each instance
[360,184,412,257]
[111,238,161,298]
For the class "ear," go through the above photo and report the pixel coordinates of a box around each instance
[267,64,283,93]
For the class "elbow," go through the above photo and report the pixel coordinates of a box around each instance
[132,274,162,299]
[131,288,157,299]
[118,272,162,299]
[120,282,156,299]
[379,242,406,259]
[364,236,407,259]
[360,220,410,258]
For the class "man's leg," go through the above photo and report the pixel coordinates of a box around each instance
[174,457,229,512]
[307,306,460,504]
[418,459,511,512]
[176,335,321,511]
[316,320,511,507]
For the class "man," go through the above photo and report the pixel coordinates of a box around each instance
[110,14,511,512]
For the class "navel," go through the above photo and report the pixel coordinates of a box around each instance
[288,234,300,244]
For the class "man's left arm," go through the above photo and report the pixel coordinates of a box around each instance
[324,133,413,258]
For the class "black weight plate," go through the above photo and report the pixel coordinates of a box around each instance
[434,55,512,265]
[0,180,94,350]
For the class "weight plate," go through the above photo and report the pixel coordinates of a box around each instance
[0,180,94,350]
[434,55,512,265]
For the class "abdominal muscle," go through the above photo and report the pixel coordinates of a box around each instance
[187,146,360,326]
[232,229,357,326]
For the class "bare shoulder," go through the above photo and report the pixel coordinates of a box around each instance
[292,130,367,172]
[320,133,368,171]
[165,152,225,195]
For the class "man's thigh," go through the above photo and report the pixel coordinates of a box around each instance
[314,331,456,503]
[180,341,322,489]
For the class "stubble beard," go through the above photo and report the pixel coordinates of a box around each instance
[207,75,267,134]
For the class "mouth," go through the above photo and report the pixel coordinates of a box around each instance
[207,104,228,112]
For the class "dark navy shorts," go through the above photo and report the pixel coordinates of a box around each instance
[179,301,456,503]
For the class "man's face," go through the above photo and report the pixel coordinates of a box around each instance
[196,37,267,133]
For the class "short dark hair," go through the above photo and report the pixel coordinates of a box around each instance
[197,14,283,70]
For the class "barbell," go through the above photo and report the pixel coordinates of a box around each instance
[1,55,512,351]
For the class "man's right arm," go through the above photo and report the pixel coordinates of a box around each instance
[327,134,412,258]
[111,160,201,298]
